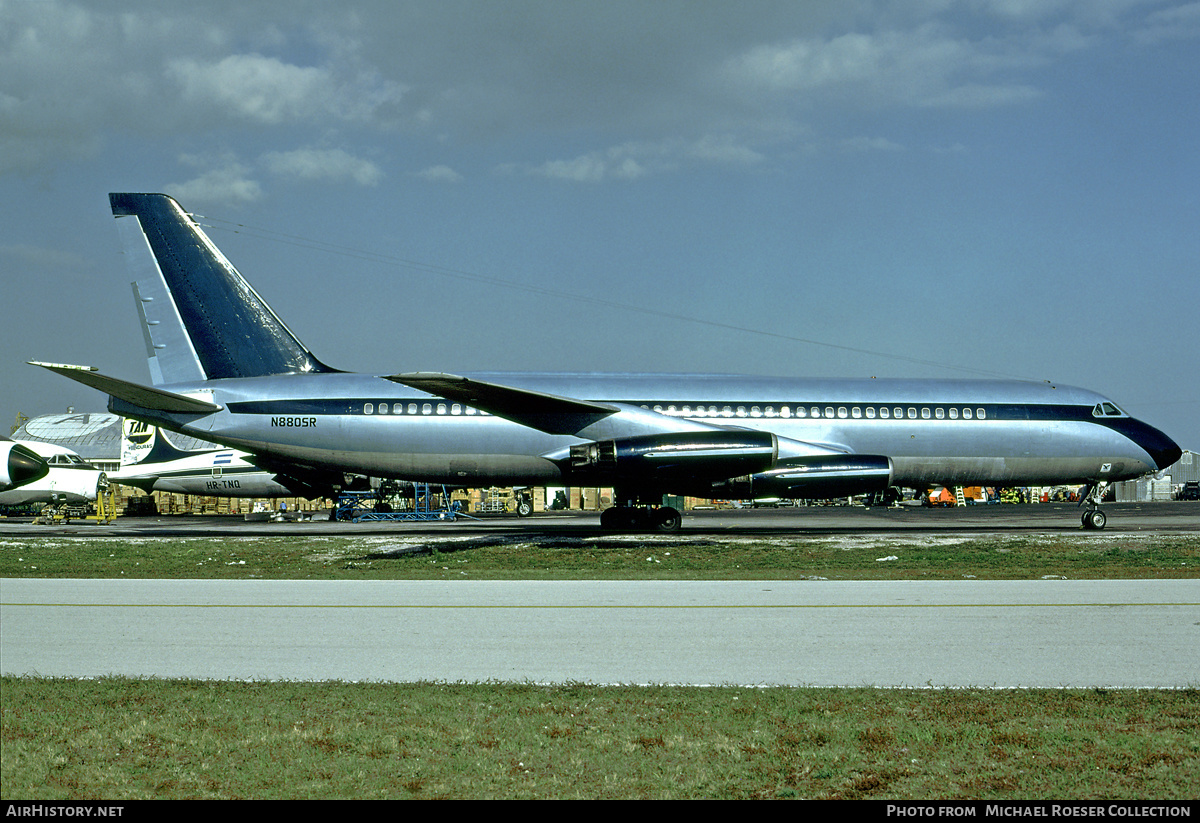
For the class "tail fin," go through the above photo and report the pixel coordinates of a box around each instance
[121,418,222,467]
[110,193,336,383]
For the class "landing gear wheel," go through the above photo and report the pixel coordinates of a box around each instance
[600,506,682,532]
[600,507,621,530]
[654,506,682,532]
[516,497,533,517]
[601,506,639,530]
[1078,482,1111,530]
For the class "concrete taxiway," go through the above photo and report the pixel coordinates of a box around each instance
[3,577,1198,687]
[2,503,1197,687]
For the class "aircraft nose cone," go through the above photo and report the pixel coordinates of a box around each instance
[1153,441,1184,472]
[1133,421,1182,471]
[7,443,49,488]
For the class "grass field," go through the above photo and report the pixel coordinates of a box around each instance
[1,530,1198,580]
[2,527,1198,799]
[3,678,1197,800]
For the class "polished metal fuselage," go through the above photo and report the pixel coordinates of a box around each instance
[109,371,1175,492]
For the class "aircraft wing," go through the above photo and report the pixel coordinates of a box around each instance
[387,373,859,462]
[385,372,619,435]
[28,362,222,414]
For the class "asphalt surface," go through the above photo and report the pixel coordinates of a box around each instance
[1,500,1197,537]
[2,502,1197,687]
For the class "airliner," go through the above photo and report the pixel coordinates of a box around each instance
[32,193,1181,531]
[0,438,49,493]
[110,418,331,498]
[0,438,106,508]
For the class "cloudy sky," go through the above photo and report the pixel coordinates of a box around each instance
[2,0,1197,451]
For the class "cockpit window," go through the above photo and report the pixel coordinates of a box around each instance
[1092,402,1126,418]
[45,453,95,468]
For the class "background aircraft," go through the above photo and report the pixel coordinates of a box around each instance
[109,418,310,498]
[0,437,49,493]
[33,193,1181,531]
[0,438,106,507]
[112,418,348,500]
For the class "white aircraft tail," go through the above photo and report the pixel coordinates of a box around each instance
[120,418,206,467]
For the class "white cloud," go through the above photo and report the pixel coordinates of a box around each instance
[167,54,332,125]
[721,24,1048,109]
[684,134,769,165]
[1133,1,1200,44]
[0,3,409,174]
[0,0,1185,183]
[164,147,381,206]
[728,32,884,92]
[920,81,1041,107]
[839,135,904,153]
[974,0,1077,22]
[518,135,765,183]
[166,54,402,127]
[416,165,464,184]
[165,160,263,208]
[533,151,647,184]
[263,148,383,186]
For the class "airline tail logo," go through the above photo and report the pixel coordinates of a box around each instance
[122,418,156,465]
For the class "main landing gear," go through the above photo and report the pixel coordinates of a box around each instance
[600,505,683,532]
[1079,482,1109,530]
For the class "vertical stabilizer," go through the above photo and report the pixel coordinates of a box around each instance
[110,193,335,383]
[121,418,216,467]
[121,418,160,467]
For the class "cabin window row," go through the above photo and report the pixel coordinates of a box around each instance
[360,401,990,421]
[645,404,988,421]
[362,402,491,416]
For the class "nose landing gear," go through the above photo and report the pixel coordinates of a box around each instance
[1079,482,1109,530]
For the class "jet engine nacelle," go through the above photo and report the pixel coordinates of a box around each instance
[711,454,893,500]
[1,441,50,492]
[569,430,779,486]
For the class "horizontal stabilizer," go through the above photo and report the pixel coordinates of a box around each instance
[28,362,222,414]
[386,372,617,435]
